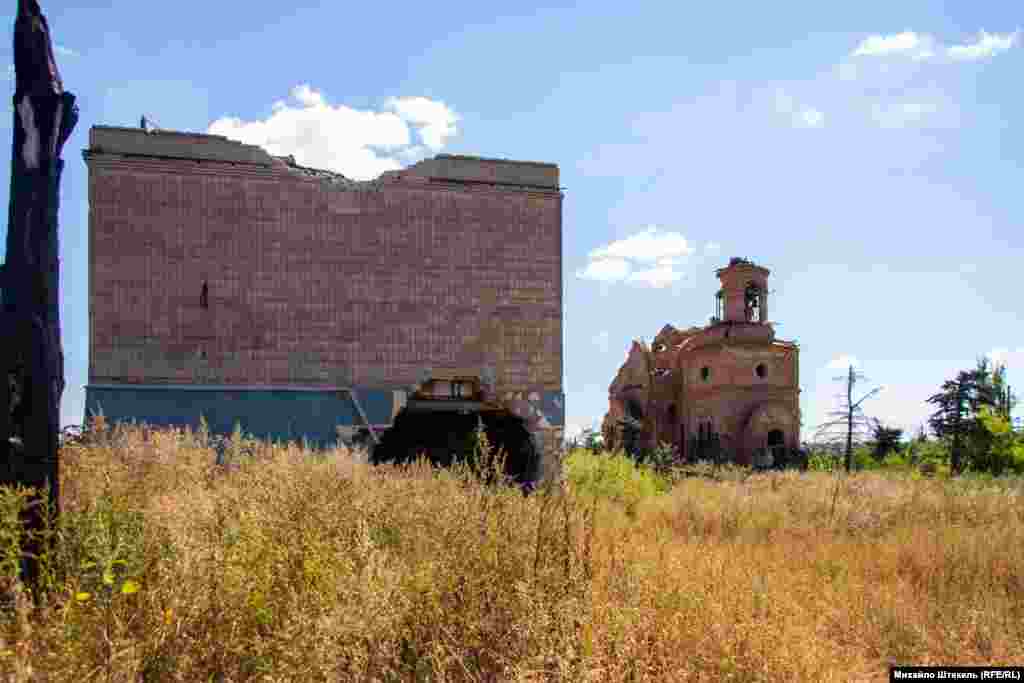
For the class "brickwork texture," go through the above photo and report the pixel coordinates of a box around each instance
[83,126,564,446]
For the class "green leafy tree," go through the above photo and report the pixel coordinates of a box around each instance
[985,359,1017,421]
[927,359,999,475]
[972,406,1024,475]
[871,422,904,462]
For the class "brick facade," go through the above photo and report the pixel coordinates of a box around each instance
[602,259,800,466]
[83,126,564,451]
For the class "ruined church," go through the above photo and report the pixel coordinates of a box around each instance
[601,258,801,467]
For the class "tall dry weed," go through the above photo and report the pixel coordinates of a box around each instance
[0,423,1020,680]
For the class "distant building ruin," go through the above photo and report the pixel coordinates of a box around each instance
[83,125,564,482]
[601,258,800,467]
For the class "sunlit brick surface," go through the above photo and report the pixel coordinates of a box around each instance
[86,128,563,400]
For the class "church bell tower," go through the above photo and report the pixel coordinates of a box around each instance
[714,257,770,324]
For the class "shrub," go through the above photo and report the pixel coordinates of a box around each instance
[808,448,841,472]
[853,446,881,471]
[881,451,913,470]
[563,448,670,513]
[636,441,679,474]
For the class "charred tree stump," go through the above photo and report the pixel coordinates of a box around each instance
[0,0,78,598]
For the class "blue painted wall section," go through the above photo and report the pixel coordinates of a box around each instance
[84,385,395,449]
[541,391,565,427]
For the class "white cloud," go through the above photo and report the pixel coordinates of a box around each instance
[386,96,460,151]
[207,85,460,181]
[592,330,610,353]
[627,265,683,288]
[852,32,936,60]
[987,347,1024,372]
[947,30,1018,61]
[774,88,796,114]
[589,225,695,263]
[705,241,721,254]
[292,84,325,107]
[798,107,825,128]
[774,88,825,128]
[836,62,859,81]
[575,257,631,282]
[826,354,861,371]
[576,226,701,288]
[850,29,1017,64]
[870,100,940,128]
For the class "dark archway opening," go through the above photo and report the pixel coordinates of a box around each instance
[619,398,645,458]
[744,282,762,322]
[666,404,677,451]
[766,429,785,467]
[625,399,643,421]
[370,408,539,488]
[690,420,722,464]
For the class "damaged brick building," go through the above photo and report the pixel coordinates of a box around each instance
[84,125,564,481]
[601,258,800,467]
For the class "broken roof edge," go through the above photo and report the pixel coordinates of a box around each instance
[432,153,557,169]
[85,125,560,189]
[403,154,559,189]
[88,125,275,166]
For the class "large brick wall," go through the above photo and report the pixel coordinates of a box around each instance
[85,128,563,404]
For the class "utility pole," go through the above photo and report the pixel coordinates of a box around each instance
[0,0,78,597]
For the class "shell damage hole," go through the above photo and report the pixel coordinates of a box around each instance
[371,408,539,486]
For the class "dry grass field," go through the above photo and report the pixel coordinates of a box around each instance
[1,420,1022,681]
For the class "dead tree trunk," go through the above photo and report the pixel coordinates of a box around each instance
[0,0,78,596]
[845,365,854,473]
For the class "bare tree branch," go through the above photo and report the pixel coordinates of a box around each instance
[813,363,883,471]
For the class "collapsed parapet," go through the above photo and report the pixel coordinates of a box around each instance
[83,124,564,481]
[85,126,559,188]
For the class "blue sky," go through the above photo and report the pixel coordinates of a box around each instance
[1,1,1021,441]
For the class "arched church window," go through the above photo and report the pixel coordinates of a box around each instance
[744,282,761,322]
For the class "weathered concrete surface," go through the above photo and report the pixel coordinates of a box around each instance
[89,126,275,166]
[407,154,559,189]
[602,258,800,466]
[83,125,564,470]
